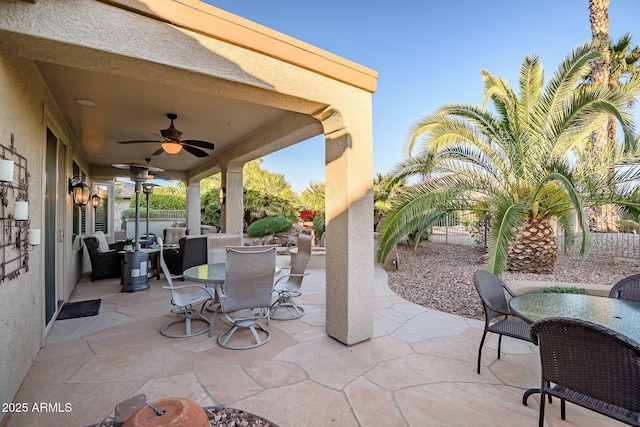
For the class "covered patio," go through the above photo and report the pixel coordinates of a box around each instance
[0,0,375,416]
[2,259,623,426]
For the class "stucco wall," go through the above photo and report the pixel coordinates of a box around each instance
[0,47,46,421]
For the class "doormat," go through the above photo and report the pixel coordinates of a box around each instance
[57,299,101,320]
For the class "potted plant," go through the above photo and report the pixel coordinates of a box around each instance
[299,210,316,227]
[121,237,135,251]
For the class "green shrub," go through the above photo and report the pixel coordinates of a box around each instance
[247,216,293,237]
[131,193,186,210]
[617,219,640,234]
[539,286,590,295]
[313,213,325,240]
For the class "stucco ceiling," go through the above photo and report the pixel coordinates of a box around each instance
[36,61,291,181]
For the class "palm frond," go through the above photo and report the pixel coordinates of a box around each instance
[485,198,526,275]
[375,187,465,263]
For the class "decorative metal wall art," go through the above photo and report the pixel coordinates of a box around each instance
[0,133,36,283]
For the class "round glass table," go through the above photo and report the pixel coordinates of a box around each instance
[509,292,640,405]
[509,292,640,342]
[183,263,226,285]
[183,263,282,285]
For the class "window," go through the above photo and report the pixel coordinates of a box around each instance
[72,162,81,242]
[93,183,110,235]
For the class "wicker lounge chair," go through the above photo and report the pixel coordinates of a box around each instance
[609,273,640,301]
[84,233,125,281]
[473,269,531,374]
[531,317,640,426]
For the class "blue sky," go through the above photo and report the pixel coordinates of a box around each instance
[204,0,640,192]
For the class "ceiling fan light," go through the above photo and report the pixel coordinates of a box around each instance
[162,141,182,154]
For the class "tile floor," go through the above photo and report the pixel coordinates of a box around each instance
[0,258,626,427]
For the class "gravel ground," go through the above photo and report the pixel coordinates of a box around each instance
[387,242,640,321]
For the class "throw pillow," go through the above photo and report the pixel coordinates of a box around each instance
[89,231,110,253]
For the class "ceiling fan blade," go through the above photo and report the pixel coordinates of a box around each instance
[154,172,172,180]
[118,140,162,144]
[151,147,165,156]
[181,139,215,150]
[182,145,210,158]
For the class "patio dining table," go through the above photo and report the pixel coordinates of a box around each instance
[183,262,282,314]
[183,263,227,285]
[183,263,282,285]
[509,292,640,342]
[509,292,640,405]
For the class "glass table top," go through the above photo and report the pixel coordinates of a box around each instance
[182,263,282,284]
[509,292,640,343]
[183,263,226,284]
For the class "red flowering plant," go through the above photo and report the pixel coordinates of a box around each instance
[299,209,317,222]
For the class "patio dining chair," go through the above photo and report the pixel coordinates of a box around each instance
[473,269,532,374]
[209,245,277,350]
[158,238,215,338]
[270,233,312,320]
[609,273,640,302]
[531,317,640,427]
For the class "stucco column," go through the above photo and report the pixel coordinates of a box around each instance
[185,182,201,234]
[324,114,374,345]
[220,164,244,234]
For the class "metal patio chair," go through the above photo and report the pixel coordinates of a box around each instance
[473,269,531,374]
[158,238,215,338]
[209,245,277,349]
[271,233,312,320]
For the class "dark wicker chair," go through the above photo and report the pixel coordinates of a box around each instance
[84,236,125,282]
[163,235,207,278]
[531,317,640,427]
[609,273,640,301]
[473,269,531,374]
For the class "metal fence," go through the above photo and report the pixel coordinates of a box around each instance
[152,209,186,219]
[428,210,640,259]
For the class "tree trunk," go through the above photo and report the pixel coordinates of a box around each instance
[588,0,611,156]
[507,218,558,274]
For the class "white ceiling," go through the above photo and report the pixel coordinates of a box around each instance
[36,61,291,180]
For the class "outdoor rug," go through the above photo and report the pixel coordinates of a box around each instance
[56,299,101,320]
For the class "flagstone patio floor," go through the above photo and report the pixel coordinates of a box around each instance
[1,257,626,426]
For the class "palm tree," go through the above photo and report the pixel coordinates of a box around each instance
[588,0,611,156]
[376,44,640,276]
[373,173,405,230]
[607,33,640,142]
[299,181,325,214]
[580,33,640,231]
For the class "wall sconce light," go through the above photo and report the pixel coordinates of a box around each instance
[0,159,14,182]
[161,141,183,154]
[219,187,226,205]
[68,176,90,206]
[91,193,101,210]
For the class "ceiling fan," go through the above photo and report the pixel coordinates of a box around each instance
[143,158,171,180]
[117,113,215,158]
